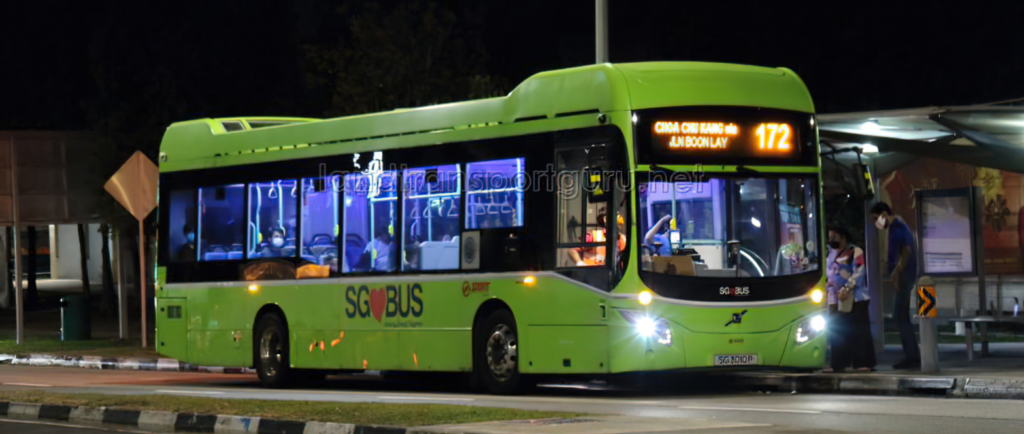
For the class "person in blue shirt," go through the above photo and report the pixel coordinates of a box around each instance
[644,214,674,257]
[871,202,921,369]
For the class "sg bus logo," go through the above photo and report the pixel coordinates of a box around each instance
[345,284,423,323]
[719,286,750,296]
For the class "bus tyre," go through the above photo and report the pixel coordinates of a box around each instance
[255,313,292,389]
[475,309,521,394]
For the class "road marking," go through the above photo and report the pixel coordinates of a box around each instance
[678,405,821,414]
[0,418,152,433]
[378,395,475,402]
[3,382,51,387]
[155,389,226,395]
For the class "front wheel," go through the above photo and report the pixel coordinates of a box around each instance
[475,309,522,394]
[255,313,292,388]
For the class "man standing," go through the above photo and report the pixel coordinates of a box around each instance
[871,202,921,369]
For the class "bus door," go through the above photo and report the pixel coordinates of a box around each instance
[554,145,615,290]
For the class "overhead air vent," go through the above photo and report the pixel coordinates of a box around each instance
[222,121,245,132]
[247,121,294,129]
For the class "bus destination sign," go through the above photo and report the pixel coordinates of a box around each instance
[650,119,799,160]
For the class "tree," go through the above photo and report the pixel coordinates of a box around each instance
[304,0,505,117]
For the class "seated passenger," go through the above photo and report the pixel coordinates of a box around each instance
[404,245,421,271]
[256,228,287,258]
[176,223,197,262]
[363,227,395,272]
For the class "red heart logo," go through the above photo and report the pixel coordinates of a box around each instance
[369,288,386,323]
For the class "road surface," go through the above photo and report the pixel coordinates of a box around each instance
[1,365,1021,434]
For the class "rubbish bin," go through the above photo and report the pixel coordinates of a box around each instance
[60,295,91,341]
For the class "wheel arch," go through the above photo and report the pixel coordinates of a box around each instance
[252,304,288,369]
[472,299,517,370]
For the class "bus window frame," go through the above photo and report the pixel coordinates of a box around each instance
[157,125,625,284]
[634,170,825,302]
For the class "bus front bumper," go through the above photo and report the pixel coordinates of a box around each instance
[608,315,827,373]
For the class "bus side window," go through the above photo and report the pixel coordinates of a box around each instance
[167,189,198,263]
[342,171,398,273]
[247,180,298,260]
[298,175,341,277]
[402,164,460,272]
[197,184,245,262]
[465,158,525,230]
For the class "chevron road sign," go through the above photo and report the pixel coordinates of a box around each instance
[918,284,937,318]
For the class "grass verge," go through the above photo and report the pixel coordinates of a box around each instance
[0,338,158,359]
[0,390,582,427]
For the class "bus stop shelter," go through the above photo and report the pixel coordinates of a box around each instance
[0,131,128,343]
[817,99,1024,353]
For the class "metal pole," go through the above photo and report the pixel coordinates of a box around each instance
[918,277,939,372]
[0,227,8,310]
[11,139,23,345]
[865,159,884,353]
[139,220,148,347]
[974,186,988,356]
[116,229,128,340]
[595,0,609,64]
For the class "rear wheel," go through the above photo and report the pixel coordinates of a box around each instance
[475,309,522,394]
[255,313,292,388]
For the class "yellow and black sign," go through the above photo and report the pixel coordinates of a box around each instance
[917,285,937,318]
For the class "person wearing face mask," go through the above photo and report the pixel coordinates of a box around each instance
[871,202,920,370]
[823,224,875,373]
[176,223,197,262]
[257,228,288,258]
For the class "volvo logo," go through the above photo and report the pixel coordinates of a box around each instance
[725,310,748,327]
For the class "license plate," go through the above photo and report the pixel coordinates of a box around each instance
[714,354,759,366]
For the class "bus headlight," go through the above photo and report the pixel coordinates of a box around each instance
[795,314,826,344]
[810,289,824,304]
[617,309,672,346]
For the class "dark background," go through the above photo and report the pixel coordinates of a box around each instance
[2,0,1022,146]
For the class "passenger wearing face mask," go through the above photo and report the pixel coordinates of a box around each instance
[176,223,197,262]
[871,201,920,370]
[257,228,288,258]
[823,224,875,373]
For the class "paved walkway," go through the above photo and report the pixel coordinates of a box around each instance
[854,342,1024,378]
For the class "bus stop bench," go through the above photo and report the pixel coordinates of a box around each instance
[948,316,999,361]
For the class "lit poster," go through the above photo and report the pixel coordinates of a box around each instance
[921,195,974,274]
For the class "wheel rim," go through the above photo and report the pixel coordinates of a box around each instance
[260,326,283,378]
[485,324,517,381]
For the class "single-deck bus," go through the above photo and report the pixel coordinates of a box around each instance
[156,62,827,393]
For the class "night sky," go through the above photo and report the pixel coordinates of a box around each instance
[3,0,1023,132]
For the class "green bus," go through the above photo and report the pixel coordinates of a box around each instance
[155,62,827,393]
